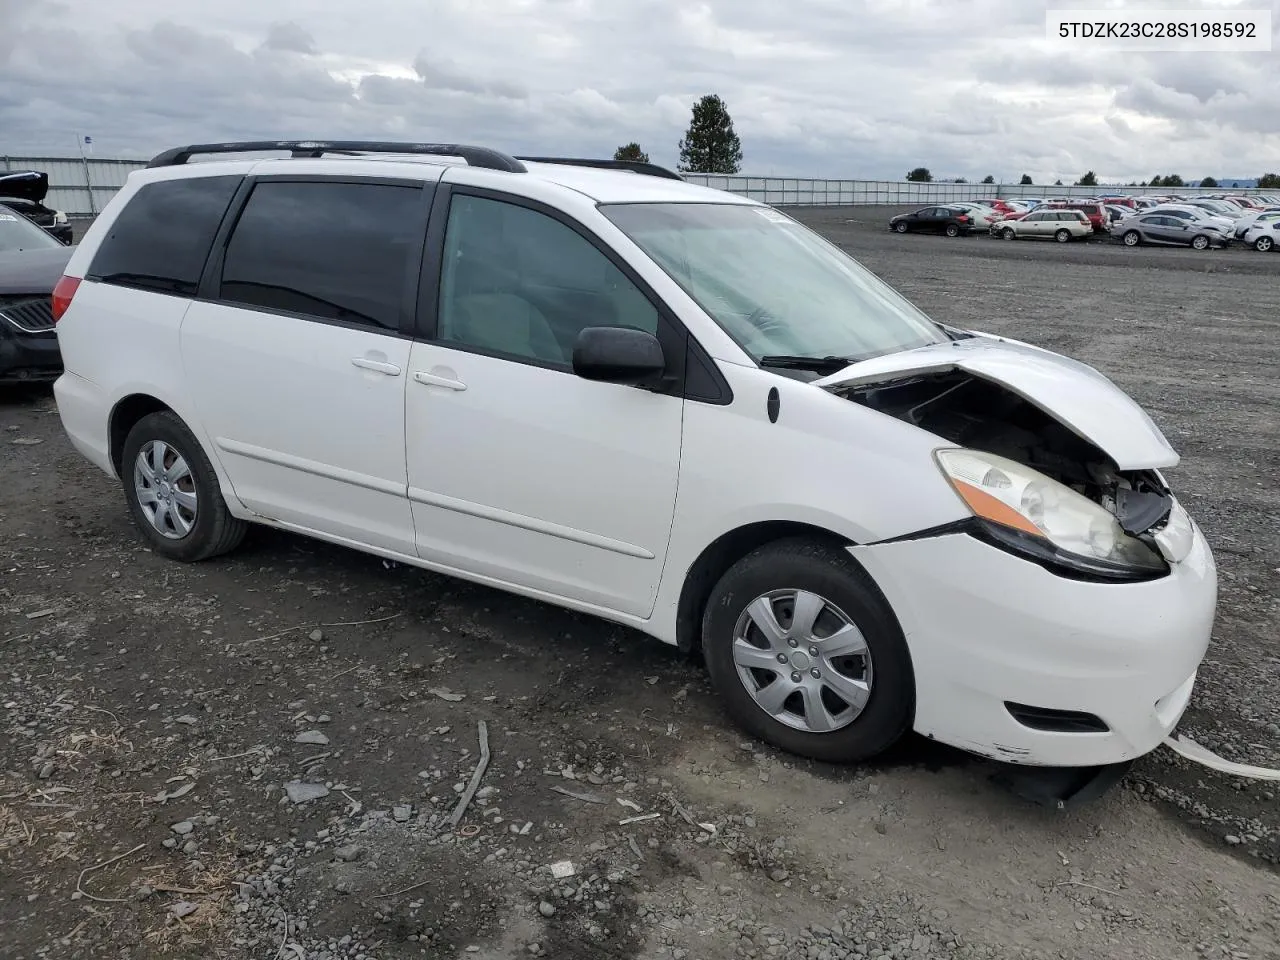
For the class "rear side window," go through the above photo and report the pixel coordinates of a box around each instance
[217,180,426,331]
[87,176,240,295]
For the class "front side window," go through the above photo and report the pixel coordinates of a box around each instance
[602,202,946,364]
[218,181,425,331]
[88,176,241,295]
[436,194,659,366]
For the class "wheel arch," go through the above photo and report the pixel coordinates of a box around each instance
[673,520,858,656]
[109,393,176,476]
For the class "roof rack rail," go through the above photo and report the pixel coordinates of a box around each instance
[515,157,684,182]
[146,140,528,173]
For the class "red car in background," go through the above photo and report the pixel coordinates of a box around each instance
[974,199,1022,216]
[1097,196,1137,209]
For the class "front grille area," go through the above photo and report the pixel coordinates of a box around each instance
[0,297,55,333]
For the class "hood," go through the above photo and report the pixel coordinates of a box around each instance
[0,246,74,295]
[812,334,1179,470]
[0,171,49,204]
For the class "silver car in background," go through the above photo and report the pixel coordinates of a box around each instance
[993,208,1092,242]
[1114,213,1229,249]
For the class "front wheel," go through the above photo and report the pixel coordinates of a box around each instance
[1054,228,1071,243]
[893,221,909,233]
[701,538,914,763]
[1191,234,1211,250]
[121,411,248,562]
[1001,227,1017,240]
[1123,230,1141,246]
[1255,235,1274,252]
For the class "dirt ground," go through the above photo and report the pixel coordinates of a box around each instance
[2,208,1277,960]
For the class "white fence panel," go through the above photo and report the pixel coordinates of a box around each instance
[2,154,1270,216]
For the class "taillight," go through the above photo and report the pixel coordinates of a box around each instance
[956,215,969,222]
[52,275,81,323]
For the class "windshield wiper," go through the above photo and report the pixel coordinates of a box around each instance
[759,354,856,374]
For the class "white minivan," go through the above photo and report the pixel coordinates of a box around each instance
[50,141,1217,775]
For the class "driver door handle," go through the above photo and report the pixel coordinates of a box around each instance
[413,371,467,391]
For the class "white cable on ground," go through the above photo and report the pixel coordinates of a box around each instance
[1164,735,1280,780]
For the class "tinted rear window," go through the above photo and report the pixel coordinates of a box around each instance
[88,176,241,296]
[217,180,426,331]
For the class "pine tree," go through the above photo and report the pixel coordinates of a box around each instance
[1019,174,1033,185]
[677,95,743,174]
[981,175,995,184]
[1076,170,1098,186]
[613,142,650,163]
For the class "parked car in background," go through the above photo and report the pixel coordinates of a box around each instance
[0,204,72,383]
[49,139,1217,776]
[1042,201,1106,233]
[947,203,1002,230]
[1242,217,1280,251]
[993,208,1091,242]
[1229,208,1280,240]
[1142,204,1235,233]
[1181,199,1247,221]
[1096,196,1137,209]
[889,206,976,236]
[0,171,72,245]
[1114,213,1228,249]
[1100,204,1130,227]
[973,199,1021,216]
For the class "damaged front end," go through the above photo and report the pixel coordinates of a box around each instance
[818,335,1194,580]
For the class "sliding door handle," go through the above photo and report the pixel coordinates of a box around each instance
[412,371,467,391]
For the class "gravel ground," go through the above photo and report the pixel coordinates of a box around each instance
[2,207,1277,960]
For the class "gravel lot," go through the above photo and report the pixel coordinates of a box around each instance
[2,207,1277,960]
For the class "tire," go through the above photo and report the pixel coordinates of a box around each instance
[944,223,960,237]
[893,221,908,233]
[1054,228,1071,243]
[121,411,248,562]
[1191,234,1210,250]
[1122,230,1141,247]
[701,538,914,764]
[1255,235,1273,252]
[1001,227,1017,240]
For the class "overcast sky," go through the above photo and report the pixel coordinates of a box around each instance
[2,0,1277,182]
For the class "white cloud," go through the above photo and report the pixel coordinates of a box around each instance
[2,0,1279,182]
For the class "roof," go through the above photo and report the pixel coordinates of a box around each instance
[139,141,756,207]
[516,160,754,205]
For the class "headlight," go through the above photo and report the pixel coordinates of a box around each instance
[935,448,1167,580]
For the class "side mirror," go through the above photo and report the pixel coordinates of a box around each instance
[572,326,666,387]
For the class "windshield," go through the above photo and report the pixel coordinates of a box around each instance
[0,205,61,253]
[600,202,946,364]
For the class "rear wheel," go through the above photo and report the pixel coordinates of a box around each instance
[1001,227,1017,240]
[1054,228,1071,243]
[1255,235,1274,252]
[121,411,248,562]
[702,538,914,763]
[1123,230,1141,246]
[945,223,960,237]
[1191,234,1210,250]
